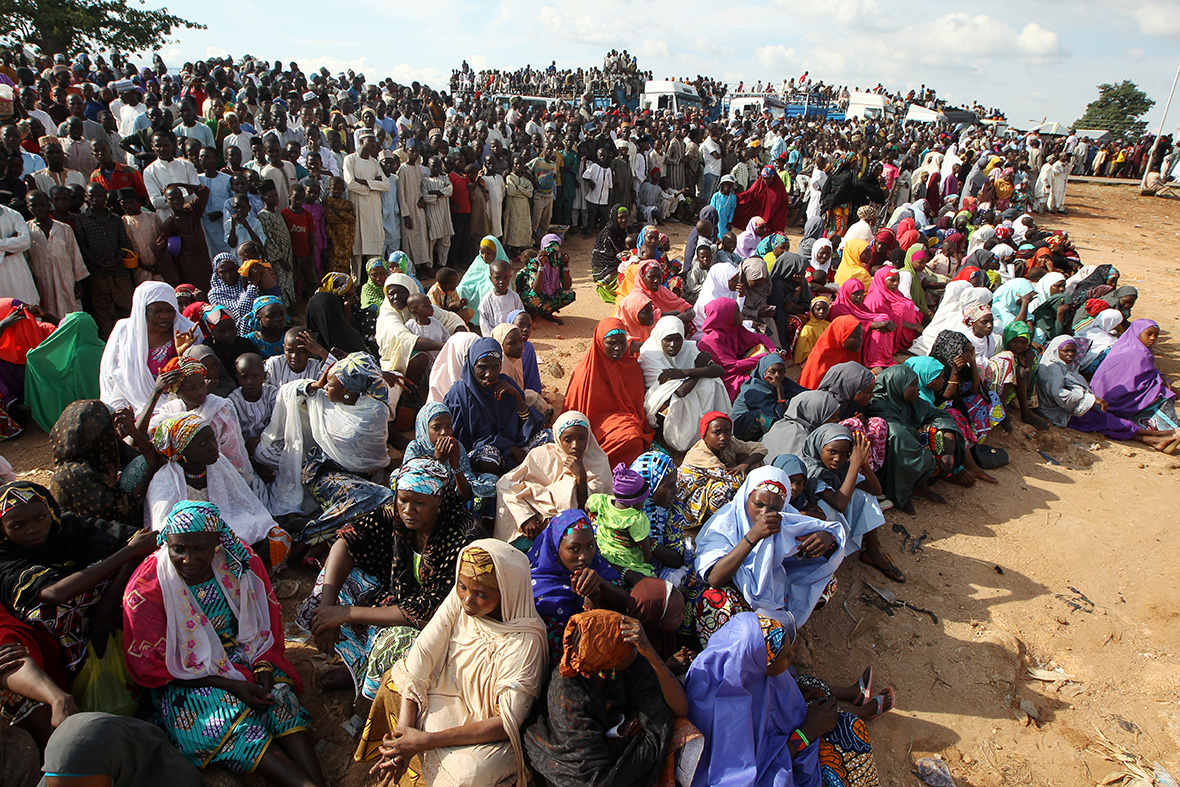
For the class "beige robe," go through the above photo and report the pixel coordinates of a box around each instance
[26,218,88,319]
[398,163,429,267]
[343,152,389,256]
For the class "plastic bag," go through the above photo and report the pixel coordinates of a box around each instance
[72,631,138,716]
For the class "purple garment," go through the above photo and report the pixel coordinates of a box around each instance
[685,612,822,787]
[1068,408,1139,440]
[527,509,619,621]
[1090,319,1173,418]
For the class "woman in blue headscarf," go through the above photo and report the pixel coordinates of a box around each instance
[444,336,546,474]
[458,236,509,329]
[295,457,477,699]
[402,401,498,506]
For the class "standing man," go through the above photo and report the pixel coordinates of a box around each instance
[421,155,454,273]
[343,129,388,281]
[397,139,428,268]
[528,143,556,242]
[74,183,132,336]
[142,130,199,220]
[700,125,723,204]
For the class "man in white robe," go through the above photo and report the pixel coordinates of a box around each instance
[343,131,389,281]
[397,141,429,268]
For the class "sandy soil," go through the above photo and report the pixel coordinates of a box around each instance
[6,182,1179,786]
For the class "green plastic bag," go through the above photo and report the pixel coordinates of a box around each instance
[72,631,138,716]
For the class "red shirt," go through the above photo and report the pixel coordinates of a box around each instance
[90,164,149,203]
[447,171,471,214]
[282,207,315,257]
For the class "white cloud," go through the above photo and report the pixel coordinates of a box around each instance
[1126,0,1180,38]
[753,45,798,72]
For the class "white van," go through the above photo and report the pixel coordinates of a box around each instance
[728,94,787,120]
[638,80,702,115]
[844,91,896,121]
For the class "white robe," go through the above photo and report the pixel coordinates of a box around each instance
[344,153,389,256]
[0,206,37,305]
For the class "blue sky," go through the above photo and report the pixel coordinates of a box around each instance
[149,0,1180,133]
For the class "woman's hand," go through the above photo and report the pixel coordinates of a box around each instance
[307,366,330,392]
[253,668,275,695]
[127,528,159,558]
[379,727,432,760]
[310,604,350,654]
[571,567,604,598]
[953,351,968,370]
[492,379,525,408]
[522,515,546,539]
[434,435,461,467]
[802,697,839,739]
[0,308,26,330]
[796,531,835,559]
[657,368,685,384]
[620,615,656,659]
[231,681,276,712]
[0,643,27,675]
[748,504,781,543]
[871,320,896,333]
[174,327,197,355]
[850,432,871,470]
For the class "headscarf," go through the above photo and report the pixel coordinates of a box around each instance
[0,299,55,365]
[559,609,635,677]
[693,466,844,626]
[427,332,479,403]
[1076,309,1123,369]
[491,322,527,389]
[834,238,871,287]
[799,315,862,389]
[361,258,389,309]
[458,235,509,328]
[683,205,718,272]
[306,291,369,356]
[330,351,390,404]
[402,401,498,500]
[1091,319,1172,417]
[158,355,206,393]
[241,294,283,334]
[99,282,195,413]
[755,233,787,259]
[731,353,787,431]
[49,400,121,489]
[863,265,921,329]
[318,271,355,296]
[208,256,253,321]
[696,298,774,399]
[809,238,833,273]
[909,280,973,356]
[444,336,542,456]
[829,279,891,327]
[735,216,766,259]
[151,413,207,460]
[615,288,656,342]
[1100,285,1138,321]
[990,278,1035,331]
[796,216,825,266]
[157,500,251,577]
[394,456,454,497]
[528,511,619,621]
[1040,335,1079,371]
[800,422,854,493]
[761,390,840,459]
[630,450,677,549]
[1032,271,1066,312]
[904,356,947,404]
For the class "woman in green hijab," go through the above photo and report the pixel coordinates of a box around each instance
[866,364,966,514]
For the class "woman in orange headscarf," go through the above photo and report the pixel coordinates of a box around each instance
[798,315,864,389]
[563,318,654,466]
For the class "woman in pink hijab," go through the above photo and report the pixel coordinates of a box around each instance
[864,266,924,352]
[829,279,898,370]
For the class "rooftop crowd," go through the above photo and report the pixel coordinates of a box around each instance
[0,43,1174,787]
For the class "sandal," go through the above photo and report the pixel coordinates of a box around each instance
[855,666,873,706]
[860,551,906,583]
[867,687,896,720]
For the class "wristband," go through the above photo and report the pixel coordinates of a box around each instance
[788,728,810,755]
[743,534,757,547]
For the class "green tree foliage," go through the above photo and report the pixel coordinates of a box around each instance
[0,0,204,58]
[1073,80,1155,139]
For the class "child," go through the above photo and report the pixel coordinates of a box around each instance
[404,293,451,365]
[202,305,256,385]
[709,174,737,234]
[361,258,389,310]
[265,327,336,387]
[478,259,525,330]
[714,231,740,267]
[323,176,355,276]
[771,454,826,519]
[237,240,282,299]
[793,296,832,365]
[244,295,287,358]
[301,179,327,276]
[118,187,168,284]
[281,183,317,299]
[257,180,294,304]
[228,353,279,483]
[683,242,714,302]
[139,355,255,485]
[429,266,475,325]
[587,463,653,582]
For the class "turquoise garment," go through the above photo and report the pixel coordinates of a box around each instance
[153,577,310,773]
[458,236,508,328]
[904,356,947,405]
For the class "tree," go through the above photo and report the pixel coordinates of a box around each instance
[1073,80,1155,140]
[0,0,204,59]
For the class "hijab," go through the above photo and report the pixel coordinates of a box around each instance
[562,318,653,454]
[528,510,620,622]
[427,332,480,403]
[809,238,833,273]
[1076,308,1123,369]
[615,288,656,342]
[904,356,947,404]
[829,279,891,326]
[444,336,540,454]
[735,216,766,259]
[798,315,861,389]
[761,390,840,459]
[99,282,195,413]
[863,265,920,325]
[991,278,1035,331]
[306,291,369,355]
[1090,319,1172,416]
[796,216,825,265]
[834,238,871,287]
[800,422,854,492]
[459,236,509,327]
[1031,271,1066,312]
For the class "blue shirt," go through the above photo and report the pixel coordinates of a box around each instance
[710,191,737,235]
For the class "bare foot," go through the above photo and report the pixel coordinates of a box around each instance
[948,471,976,488]
[50,695,79,727]
[971,468,999,484]
[914,486,946,504]
[1021,411,1050,431]
[318,665,353,692]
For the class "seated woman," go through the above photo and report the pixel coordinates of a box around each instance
[908,279,973,356]
[637,316,729,452]
[258,352,393,546]
[1038,336,1177,451]
[798,316,863,389]
[402,402,498,511]
[834,238,872,287]
[863,265,924,353]
[306,274,373,357]
[377,273,465,407]
[122,501,324,785]
[49,400,159,525]
[1091,319,1179,434]
[591,206,631,285]
[816,361,888,472]
[459,235,509,329]
[866,365,966,514]
[686,611,882,787]
[828,279,897,372]
[982,317,1048,430]
[495,412,612,550]
[527,510,631,660]
[990,278,1035,335]
[680,412,768,532]
[735,257,781,347]
[564,319,655,467]
[1075,308,1123,377]
[297,458,476,699]
[517,234,576,323]
[145,413,288,569]
[614,289,657,343]
[0,482,153,675]
[731,353,807,441]
[630,451,690,585]
[801,424,901,582]
[207,252,260,320]
[617,260,694,328]
[444,336,547,475]
[761,390,840,459]
[696,299,775,400]
[354,540,546,787]
[241,295,288,359]
[38,712,204,787]
[693,467,844,645]
[522,609,690,787]
[100,281,196,416]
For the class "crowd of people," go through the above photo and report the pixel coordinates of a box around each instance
[451,51,651,104]
[0,43,1174,787]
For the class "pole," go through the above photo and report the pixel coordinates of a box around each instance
[1141,60,1180,189]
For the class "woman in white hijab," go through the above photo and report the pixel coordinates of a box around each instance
[692,259,740,332]
[376,272,466,407]
[428,332,480,403]
[1076,308,1124,375]
[637,316,730,452]
[99,281,195,415]
[908,279,973,356]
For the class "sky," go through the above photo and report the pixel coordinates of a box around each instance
[146,0,1180,133]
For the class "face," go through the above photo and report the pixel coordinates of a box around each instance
[1120,293,1137,310]
[636,302,655,327]
[473,355,502,388]
[703,417,732,454]
[811,300,830,320]
[558,424,588,459]
[152,134,175,161]
[821,438,853,470]
[145,301,176,332]
[181,425,220,467]
[512,311,533,341]
[283,335,310,371]
[396,488,441,531]
[259,303,285,331]
[971,313,994,338]
[788,473,807,501]
[457,574,501,618]
[763,362,786,387]
[850,288,866,305]
[616,208,630,229]
[602,331,628,361]
[843,324,864,353]
[640,264,662,292]
[1,499,53,548]
[746,486,784,525]
[1056,343,1077,365]
[1139,325,1158,348]
[177,371,208,408]
[427,412,453,443]
[235,360,265,392]
[660,332,683,358]
[557,527,598,572]
[885,273,901,291]
[167,532,220,585]
[490,265,511,294]
[903,380,920,404]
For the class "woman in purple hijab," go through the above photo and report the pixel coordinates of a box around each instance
[1090,319,1180,436]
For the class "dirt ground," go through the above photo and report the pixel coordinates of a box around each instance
[6,182,1180,786]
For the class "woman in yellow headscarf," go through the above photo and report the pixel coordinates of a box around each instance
[834,238,872,287]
